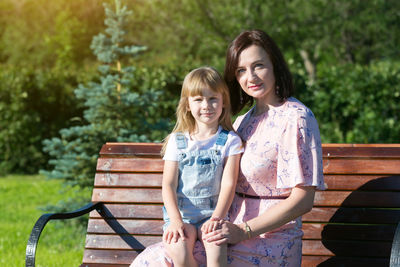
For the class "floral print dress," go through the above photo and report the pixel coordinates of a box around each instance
[130,97,325,267]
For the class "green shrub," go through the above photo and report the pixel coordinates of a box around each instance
[0,66,91,175]
[296,61,400,143]
[41,0,177,192]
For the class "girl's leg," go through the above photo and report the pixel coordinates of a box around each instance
[163,223,198,267]
[199,231,227,267]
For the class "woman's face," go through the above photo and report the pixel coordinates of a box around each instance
[235,45,276,104]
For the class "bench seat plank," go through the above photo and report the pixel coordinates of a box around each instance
[302,240,392,257]
[86,219,397,242]
[323,158,400,174]
[94,173,162,187]
[92,188,162,203]
[87,204,400,224]
[96,158,163,172]
[92,187,400,207]
[85,234,161,250]
[83,249,139,265]
[303,207,400,224]
[302,255,388,267]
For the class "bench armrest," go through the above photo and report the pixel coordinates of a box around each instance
[391,222,400,267]
[25,202,104,267]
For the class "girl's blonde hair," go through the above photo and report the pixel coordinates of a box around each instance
[161,66,234,155]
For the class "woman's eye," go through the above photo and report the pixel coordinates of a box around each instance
[236,69,245,75]
[255,63,263,68]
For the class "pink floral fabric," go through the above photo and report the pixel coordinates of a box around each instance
[130,97,324,267]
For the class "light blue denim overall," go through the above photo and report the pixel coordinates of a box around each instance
[163,129,229,230]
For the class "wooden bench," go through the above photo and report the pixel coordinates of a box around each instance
[26,143,400,267]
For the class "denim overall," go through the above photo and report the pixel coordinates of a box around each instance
[163,129,229,230]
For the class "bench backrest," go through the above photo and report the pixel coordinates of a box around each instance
[81,143,400,267]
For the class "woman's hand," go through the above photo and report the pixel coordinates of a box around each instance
[163,220,186,244]
[202,220,247,246]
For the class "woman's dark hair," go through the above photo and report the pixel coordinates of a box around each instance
[224,29,294,115]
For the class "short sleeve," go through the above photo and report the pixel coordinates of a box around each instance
[277,109,325,190]
[225,131,244,157]
[162,133,179,161]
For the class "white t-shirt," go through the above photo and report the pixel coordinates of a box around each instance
[163,126,243,162]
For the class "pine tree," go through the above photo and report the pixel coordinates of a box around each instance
[42,0,169,190]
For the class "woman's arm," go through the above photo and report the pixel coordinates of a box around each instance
[211,154,241,219]
[161,160,186,242]
[203,185,315,245]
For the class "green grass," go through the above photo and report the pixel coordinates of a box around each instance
[0,174,91,267]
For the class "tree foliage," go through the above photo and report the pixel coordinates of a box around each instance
[41,0,173,188]
[0,0,399,176]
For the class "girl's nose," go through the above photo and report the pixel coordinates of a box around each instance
[201,99,209,108]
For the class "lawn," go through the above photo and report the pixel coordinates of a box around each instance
[0,174,91,267]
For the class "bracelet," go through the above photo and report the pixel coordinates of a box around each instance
[244,221,252,239]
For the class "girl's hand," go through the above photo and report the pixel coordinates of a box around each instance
[202,220,247,245]
[200,217,222,234]
[163,220,186,244]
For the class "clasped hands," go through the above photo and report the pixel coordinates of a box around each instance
[163,217,246,246]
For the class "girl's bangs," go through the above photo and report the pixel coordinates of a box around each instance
[186,77,221,97]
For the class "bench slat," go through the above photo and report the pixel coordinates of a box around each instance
[301,255,388,267]
[94,173,400,191]
[92,188,162,203]
[94,173,162,187]
[88,204,400,224]
[87,219,397,242]
[83,235,392,258]
[302,223,397,241]
[323,158,400,174]
[303,207,400,224]
[92,188,400,207]
[96,158,163,172]
[87,219,163,235]
[302,240,392,257]
[85,234,161,250]
[314,191,400,207]
[83,249,140,265]
[90,204,163,219]
[324,175,400,190]
[322,144,400,158]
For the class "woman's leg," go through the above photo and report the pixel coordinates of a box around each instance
[163,223,198,267]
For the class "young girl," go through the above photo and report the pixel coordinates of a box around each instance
[161,66,243,267]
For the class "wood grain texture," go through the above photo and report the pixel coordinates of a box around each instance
[96,158,164,172]
[92,188,162,203]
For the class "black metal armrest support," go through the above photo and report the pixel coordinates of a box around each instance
[25,201,104,267]
[391,222,400,267]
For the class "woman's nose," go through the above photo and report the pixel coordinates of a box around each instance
[248,69,257,81]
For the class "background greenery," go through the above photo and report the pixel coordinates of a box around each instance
[1,0,399,176]
[0,175,90,266]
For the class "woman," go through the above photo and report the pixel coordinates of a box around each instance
[131,29,325,267]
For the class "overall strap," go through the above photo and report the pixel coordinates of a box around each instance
[215,129,229,147]
[175,133,187,149]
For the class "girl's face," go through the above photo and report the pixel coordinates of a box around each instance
[188,87,223,130]
[235,45,277,104]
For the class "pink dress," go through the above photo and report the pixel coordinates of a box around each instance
[131,97,325,267]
